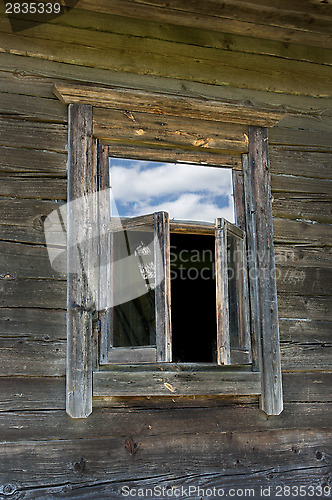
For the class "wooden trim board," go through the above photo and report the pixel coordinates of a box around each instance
[66,104,94,418]
[94,369,260,397]
[54,83,285,128]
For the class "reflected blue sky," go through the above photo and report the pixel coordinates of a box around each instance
[109,158,234,223]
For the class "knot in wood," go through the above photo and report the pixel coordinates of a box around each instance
[33,214,48,232]
[2,484,16,496]
[73,458,86,473]
[125,437,139,456]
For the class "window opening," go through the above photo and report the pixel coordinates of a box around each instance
[170,232,216,363]
[109,157,234,222]
[107,156,236,365]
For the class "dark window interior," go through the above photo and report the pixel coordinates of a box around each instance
[170,233,217,363]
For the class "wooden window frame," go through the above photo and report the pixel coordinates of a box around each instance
[102,212,171,365]
[55,84,284,418]
[101,213,251,367]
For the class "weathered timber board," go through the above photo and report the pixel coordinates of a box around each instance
[269,149,332,179]
[93,108,248,152]
[1,467,330,500]
[283,372,332,402]
[281,341,332,371]
[247,126,282,415]
[270,127,332,150]
[279,319,332,343]
[277,294,332,322]
[0,339,66,376]
[274,245,332,268]
[272,193,332,224]
[215,218,231,364]
[0,377,66,411]
[0,336,327,377]
[0,316,329,369]
[0,241,65,280]
[94,370,260,397]
[98,114,332,152]
[1,403,332,444]
[0,199,63,245]
[276,266,332,295]
[0,177,66,200]
[0,308,66,340]
[1,372,331,412]
[278,113,332,133]
[0,430,330,487]
[66,103,94,418]
[2,6,332,64]
[108,142,241,168]
[0,146,67,176]
[1,11,329,77]
[242,0,332,15]
[0,118,67,153]
[0,21,331,96]
[55,83,284,127]
[95,142,111,366]
[1,53,332,117]
[57,11,332,66]
[0,278,66,309]
[271,175,332,195]
[7,463,328,500]
[273,218,332,246]
[69,0,332,48]
[154,212,172,362]
[280,317,332,374]
[0,92,67,122]
[0,69,57,98]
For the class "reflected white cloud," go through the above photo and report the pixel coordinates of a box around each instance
[109,158,234,223]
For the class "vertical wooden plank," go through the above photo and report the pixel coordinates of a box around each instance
[232,170,251,356]
[154,211,172,362]
[242,153,261,372]
[248,126,283,416]
[215,218,230,365]
[232,169,252,354]
[232,169,246,231]
[91,138,99,371]
[241,232,252,362]
[232,231,251,356]
[108,224,115,353]
[96,143,112,365]
[67,104,93,418]
[227,229,240,352]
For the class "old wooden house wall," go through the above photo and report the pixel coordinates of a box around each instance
[0,2,331,496]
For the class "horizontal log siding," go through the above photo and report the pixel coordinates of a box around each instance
[0,5,331,494]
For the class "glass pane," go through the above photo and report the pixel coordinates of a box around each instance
[109,158,234,223]
[111,226,156,348]
[227,232,245,349]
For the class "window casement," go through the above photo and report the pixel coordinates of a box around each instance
[100,213,251,367]
[54,84,284,418]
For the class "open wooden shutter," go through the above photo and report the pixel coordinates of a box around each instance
[106,211,171,363]
[215,218,251,365]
